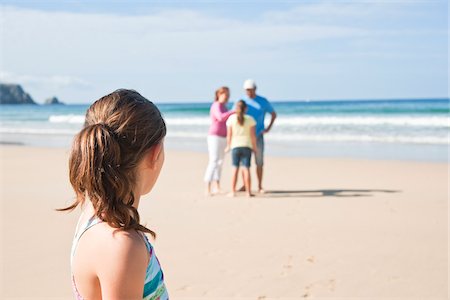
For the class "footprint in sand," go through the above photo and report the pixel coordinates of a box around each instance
[280,264,293,277]
[303,278,336,296]
[303,284,312,298]
[281,255,294,276]
[176,285,192,291]
[327,279,336,291]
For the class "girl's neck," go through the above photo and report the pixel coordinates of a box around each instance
[81,196,140,219]
[81,200,96,219]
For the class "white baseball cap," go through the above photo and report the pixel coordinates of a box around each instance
[243,79,256,90]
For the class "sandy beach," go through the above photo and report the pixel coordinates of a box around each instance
[0,145,448,299]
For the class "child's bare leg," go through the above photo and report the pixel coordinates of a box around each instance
[238,172,246,192]
[229,167,239,197]
[242,168,254,197]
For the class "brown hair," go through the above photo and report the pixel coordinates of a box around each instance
[236,100,247,126]
[214,86,229,102]
[58,89,166,238]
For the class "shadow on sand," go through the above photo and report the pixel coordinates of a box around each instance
[260,189,400,198]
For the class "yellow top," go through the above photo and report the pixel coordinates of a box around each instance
[226,114,256,149]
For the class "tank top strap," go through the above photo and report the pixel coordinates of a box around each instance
[140,232,153,253]
[71,215,102,265]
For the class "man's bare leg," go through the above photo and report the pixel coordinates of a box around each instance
[257,165,264,193]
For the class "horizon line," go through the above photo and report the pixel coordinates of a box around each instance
[26,97,450,106]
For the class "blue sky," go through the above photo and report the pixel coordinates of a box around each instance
[0,0,448,103]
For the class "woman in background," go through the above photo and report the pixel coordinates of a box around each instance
[204,86,234,196]
[225,100,257,197]
[59,89,169,299]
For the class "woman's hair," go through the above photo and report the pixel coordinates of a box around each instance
[214,86,229,102]
[235,100,247,126]
[58,89,166,238]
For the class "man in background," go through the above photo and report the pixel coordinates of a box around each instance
[241,79,277,193]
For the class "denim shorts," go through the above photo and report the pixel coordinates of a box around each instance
[232,147,252,168]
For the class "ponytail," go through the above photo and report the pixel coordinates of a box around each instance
[236,100,247,126]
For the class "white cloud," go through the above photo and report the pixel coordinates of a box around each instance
[0,2,446,102]
[0,71,92,89]
[0,5,372,74]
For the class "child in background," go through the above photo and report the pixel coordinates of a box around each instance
[225,100,258,197]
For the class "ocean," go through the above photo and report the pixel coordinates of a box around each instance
[1,99,449,161]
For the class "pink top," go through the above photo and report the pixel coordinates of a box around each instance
[208,101,234,137]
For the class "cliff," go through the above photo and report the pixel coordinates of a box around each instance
[0,83,36,104]
[44,96,64,105]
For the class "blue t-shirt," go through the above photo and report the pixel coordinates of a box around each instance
[235,95,274,136]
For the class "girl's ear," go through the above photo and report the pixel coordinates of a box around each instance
[145,143,163,169]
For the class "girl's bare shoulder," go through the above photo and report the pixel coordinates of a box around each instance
[82,222,148,261]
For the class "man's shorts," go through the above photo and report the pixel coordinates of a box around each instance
[255,134,264,166]
[232,147,252,168]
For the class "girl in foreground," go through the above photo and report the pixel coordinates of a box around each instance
[204,86,234,196]
[59,89,168,300]
[225,100,258,197]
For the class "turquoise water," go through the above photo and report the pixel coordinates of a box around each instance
[1,99,448,161]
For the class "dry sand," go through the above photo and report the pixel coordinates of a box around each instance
[0,145,448,299]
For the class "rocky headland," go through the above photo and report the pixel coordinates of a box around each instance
[0,83,36,105]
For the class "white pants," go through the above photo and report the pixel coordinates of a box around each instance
[204,135,227,182]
